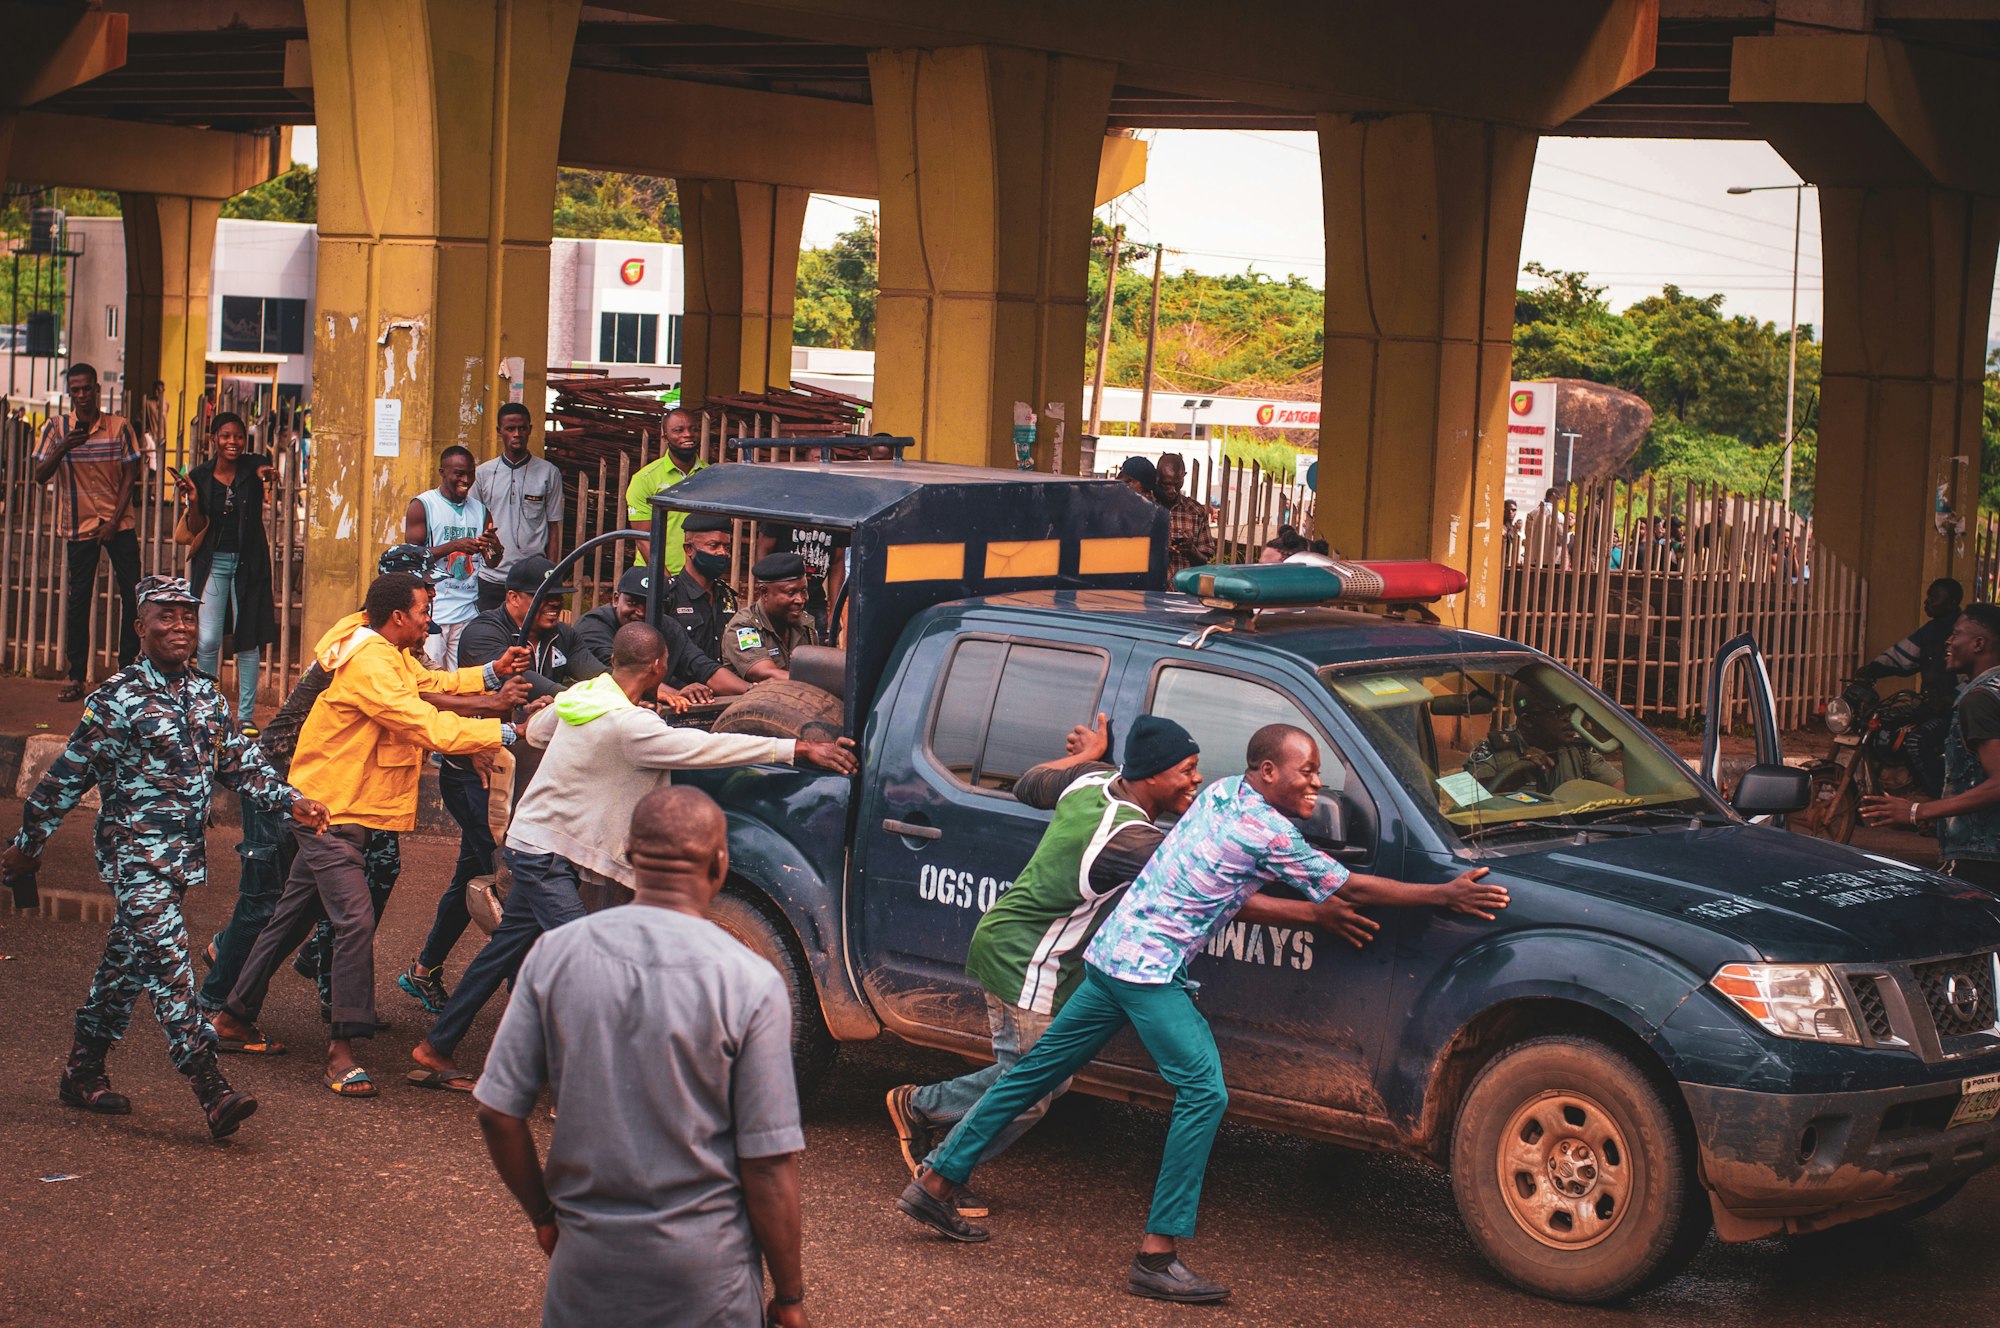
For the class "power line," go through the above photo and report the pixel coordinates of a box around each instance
[1536,161,1821,242]
[1524,206,1796,274]
[1533,186,1821,264]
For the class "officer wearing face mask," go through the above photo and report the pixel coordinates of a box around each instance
[662,512,739,660]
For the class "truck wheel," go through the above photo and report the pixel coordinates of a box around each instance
[712,680,843,742]
[1450,1035,1709,1303]
[709,890,839,1093]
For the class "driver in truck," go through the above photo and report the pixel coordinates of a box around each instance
[1464,694,1623,795]
[897,723,1509,1305]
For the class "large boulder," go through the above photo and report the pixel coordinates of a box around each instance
[1549,378,1653,482]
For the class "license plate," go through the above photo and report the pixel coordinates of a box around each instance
[1947,1071,2000,1129]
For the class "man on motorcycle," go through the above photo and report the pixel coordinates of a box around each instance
[1862,601,2000,891]
[1848,577,1962,796]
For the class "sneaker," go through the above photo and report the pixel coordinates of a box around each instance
[884,1084,935,1179]
[397,961,449,1014]
[1127,1255,1230,1304]
[953,1185,990,1220]
[896,1174,989,1243]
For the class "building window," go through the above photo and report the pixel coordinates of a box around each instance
[219,296,306,355]
[599,311,659,364]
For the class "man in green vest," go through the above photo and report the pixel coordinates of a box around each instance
[883,713,1204,1218]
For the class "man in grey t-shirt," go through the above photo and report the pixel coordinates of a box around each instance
[473,403,564,612]
[475,785,810,1327]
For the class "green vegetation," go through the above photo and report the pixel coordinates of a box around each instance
[793,215,877,350]
[553,170,679,242]
[222,166,317,223]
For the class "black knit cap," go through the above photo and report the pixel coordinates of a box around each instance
[1123,715,1199,781]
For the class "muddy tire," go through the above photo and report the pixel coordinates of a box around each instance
[1450,1035,1709,1303]
[709,889,838,1093]
[712,679,843,742]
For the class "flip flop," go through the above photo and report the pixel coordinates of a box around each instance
[212,1031,287,1056]
[55,682,86,703]
[404,1067,477,1093]
[325,1066,377,1097]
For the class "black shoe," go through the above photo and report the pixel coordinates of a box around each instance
[58,1036,131,1115]
[884,1084,936,1178]
[1127,1255,1230,1304]
[897,1175,989,1243]
[188,1054,258,1140]
[953,1185,991,1220]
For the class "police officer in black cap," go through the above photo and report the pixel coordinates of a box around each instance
[576,564,752,705]
[663,512,738,660]
[457,554,604,700]
[724,551,820,682]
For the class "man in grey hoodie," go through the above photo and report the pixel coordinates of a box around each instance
[406,622,858,1090]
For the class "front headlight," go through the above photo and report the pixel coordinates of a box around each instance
[1711,963,1860,1044]
[1824,697,1853,735]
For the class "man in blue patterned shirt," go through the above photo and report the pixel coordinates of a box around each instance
[4,576,330,1140]
[901,723,1508,1303]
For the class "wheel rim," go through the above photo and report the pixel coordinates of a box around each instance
[1495,1089,1635,1251]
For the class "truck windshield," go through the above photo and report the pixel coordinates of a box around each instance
[1322,655,1729,848]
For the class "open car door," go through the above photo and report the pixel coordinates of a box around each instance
[1702,633,1809,825]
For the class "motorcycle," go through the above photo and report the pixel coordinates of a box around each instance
[1796,680,1938,843]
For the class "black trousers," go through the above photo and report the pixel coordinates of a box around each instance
[64,530,141,684]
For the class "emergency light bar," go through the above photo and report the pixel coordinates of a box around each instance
[1172,559,1467,606]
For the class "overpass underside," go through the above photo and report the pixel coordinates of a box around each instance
[4,0,1997,654]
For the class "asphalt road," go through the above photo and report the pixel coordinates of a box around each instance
[2,807,1996,1328]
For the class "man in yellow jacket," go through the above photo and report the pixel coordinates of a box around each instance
[215,570,530,1096]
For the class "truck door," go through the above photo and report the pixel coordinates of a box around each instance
[854,622,1128,1043]
[1126,654,1401,1120]
[1701,632,1785,806]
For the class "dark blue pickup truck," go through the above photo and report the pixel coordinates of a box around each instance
[591,453,2000,1302]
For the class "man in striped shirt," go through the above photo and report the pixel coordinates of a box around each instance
[35,363,143,702]
[884,713,1203,1219]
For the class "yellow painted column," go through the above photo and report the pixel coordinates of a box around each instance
[1316,113,1537,633]
[1814,186,2000,657]
[678,179,808,407]
[301,0,577,643]
[868,47,1114,470]
[119,193,220,469]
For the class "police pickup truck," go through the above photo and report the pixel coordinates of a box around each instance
[544,447,2000,1303]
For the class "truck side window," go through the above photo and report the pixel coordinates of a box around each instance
[926,638,1107,794]
[1149,666,1346,791]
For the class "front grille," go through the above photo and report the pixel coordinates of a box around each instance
[1911,953,1999,1039]
[1848,975,1895,1039]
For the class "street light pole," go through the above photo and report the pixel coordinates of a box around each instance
[1728,181,1811,515]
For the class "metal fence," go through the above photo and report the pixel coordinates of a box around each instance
[1499,477,1867,729]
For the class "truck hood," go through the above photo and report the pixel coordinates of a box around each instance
[1505,825,2000,963]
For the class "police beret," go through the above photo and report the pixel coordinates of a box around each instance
[682,512,732,534]
[753,552,807,582]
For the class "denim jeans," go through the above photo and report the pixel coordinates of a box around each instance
[417,757,492,971]
[425,848,586,1058]
[914,993,1072,1173]
[196,550,260,721]
[198,794,294,1012]
[930,969,1227,1239]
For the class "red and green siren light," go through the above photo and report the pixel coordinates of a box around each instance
[1172,559,1467,606]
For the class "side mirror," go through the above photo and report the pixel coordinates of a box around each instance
[1732,763,1811,816]
[1300,791,1347,848]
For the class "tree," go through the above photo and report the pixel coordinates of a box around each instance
[222,166,317,222]
[793,214,877,350]
[552,170,679,242]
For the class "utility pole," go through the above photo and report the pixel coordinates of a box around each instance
[1086,226,1121,437]
[1137,242,1164,440]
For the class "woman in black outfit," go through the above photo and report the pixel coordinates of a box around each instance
[175,412,279,728]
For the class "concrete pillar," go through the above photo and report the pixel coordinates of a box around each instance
[301,0,578,643]
[119,193,220,466]
[1316,113,1537,632]
[868,46,1115,470]
[678,179,809,407]
[1814,186,1999,654]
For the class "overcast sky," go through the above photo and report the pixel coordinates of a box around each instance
[293,126,1999,345]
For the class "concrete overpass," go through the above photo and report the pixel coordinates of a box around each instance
[3,1,1997,656]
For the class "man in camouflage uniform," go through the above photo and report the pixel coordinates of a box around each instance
[4,576,330,1140]
[1464,695,1623,796]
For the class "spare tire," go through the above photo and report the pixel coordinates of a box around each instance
[712,679,843,741]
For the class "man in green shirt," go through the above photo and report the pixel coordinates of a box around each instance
[624,407,704,573]
[884,713,1203,1217]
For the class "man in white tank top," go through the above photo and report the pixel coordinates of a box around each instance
[405,446,500,669]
